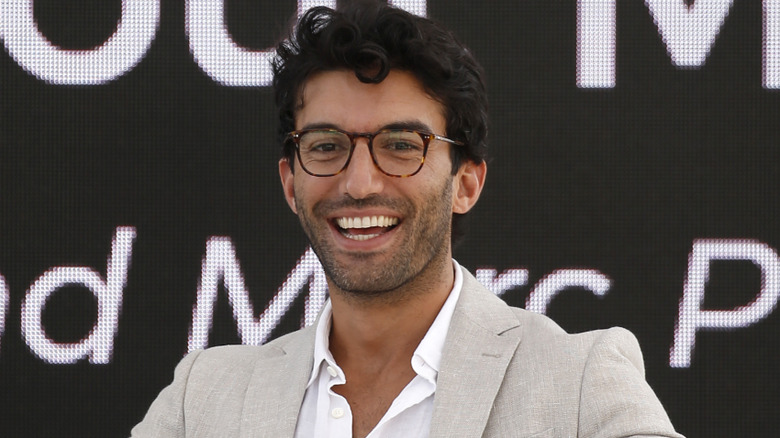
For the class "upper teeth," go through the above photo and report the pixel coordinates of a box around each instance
[336,216,399,229]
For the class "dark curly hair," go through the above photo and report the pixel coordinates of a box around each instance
[272,0,488,244]
[273,1,488,170]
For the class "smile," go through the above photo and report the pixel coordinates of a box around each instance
[334,215,400,241]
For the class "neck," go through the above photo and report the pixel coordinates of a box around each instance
[327,252,454,367]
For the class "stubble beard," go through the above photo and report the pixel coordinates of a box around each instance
[295,178,454,302]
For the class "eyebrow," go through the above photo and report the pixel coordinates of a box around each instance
[299,120,435,133]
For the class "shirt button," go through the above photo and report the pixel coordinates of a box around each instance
[331,407,345,419]
[326,365,338,377]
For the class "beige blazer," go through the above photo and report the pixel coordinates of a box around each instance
[131,267,683,437]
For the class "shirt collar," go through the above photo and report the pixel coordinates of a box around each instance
[306,300,336,388]
[411,259,463,381]
[306,259,464,388]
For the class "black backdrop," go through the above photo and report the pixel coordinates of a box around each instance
[2,1,779,436]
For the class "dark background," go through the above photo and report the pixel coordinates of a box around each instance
[1,1,778,436]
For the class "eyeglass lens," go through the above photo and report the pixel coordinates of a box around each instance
[297,130,426,176]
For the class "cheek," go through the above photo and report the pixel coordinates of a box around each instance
[294,175,335,207]
[424,148,456,175]
[417,158,456,191]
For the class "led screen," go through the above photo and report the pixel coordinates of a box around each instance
[2,1,779,436]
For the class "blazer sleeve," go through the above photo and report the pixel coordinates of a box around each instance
[577,327,684,438]
[129,350,203,438]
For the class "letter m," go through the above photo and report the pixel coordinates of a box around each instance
[578,0,761,87]
[188,240,327,352]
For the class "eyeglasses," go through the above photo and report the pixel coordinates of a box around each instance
[286,128,464,177]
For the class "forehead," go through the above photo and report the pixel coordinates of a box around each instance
[295,69,446,132]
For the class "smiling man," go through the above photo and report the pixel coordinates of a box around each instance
[132,2,683,437]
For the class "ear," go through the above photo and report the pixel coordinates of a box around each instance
[452,160,487,214]
[279,157,298,214]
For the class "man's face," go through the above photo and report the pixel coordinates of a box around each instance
[279,69,484,296]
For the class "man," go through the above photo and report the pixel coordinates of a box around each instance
[132,2,683,437]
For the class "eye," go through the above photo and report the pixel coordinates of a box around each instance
[300,131,350,154]
[376,131,425,153]
[310,142,340,152]
[385,141,420,151]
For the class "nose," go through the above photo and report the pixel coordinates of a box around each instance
[341,139,385,199]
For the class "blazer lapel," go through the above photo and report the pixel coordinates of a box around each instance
[429,268,524,438]
[239,325,316,437]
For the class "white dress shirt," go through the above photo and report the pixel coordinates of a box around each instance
[294,260,464,438]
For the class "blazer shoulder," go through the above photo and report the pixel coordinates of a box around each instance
[496,312,682,436]
[505,305,640,360]
[458,267,641,364]
[576,327,683,436]
[130,327,315,437]
[196,327,302,358]
[451,268,682,436]
[177,328,305,376]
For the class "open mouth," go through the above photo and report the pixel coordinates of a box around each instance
[334,215,400,241]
